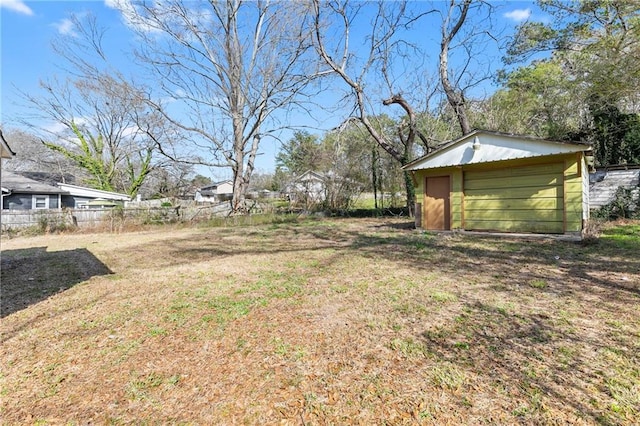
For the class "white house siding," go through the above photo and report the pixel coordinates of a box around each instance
[216,181,233,195]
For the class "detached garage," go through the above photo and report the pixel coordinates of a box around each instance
[403,130,592,235]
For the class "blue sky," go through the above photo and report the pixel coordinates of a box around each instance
[1,0,545,177]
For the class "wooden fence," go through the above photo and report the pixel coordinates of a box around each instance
[1,209,104,231]
[0,203,235,232]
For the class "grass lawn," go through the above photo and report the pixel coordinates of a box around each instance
[1,218,639,424]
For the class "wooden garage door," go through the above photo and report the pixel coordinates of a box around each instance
[463,163,564,233]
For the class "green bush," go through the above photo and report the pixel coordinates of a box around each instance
[593,186,639,220]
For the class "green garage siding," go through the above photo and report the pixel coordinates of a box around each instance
[463,163,565,233]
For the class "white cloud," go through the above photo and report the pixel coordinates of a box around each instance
[43,117,91,136]
[121,125,141,139]
[53,18,77,36]
[504,8,531,23]
[0,0,33,16]
[104,0,159,33]
[42,121,69,135]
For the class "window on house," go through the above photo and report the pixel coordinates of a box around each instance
[33,195,49,209]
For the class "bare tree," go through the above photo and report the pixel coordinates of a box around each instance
[311,0,437,213]
[120,0,315,213]
[439,0,472,135]
[438,0,497,136]
[16,14,172,197]
[19,74,167,196]
[0,128,78,180]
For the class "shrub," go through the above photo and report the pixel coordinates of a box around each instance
[37,212,73,234]
[593,186,639,220]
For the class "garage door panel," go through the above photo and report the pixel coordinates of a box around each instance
[463,173,562,190]
[464,163,564,234]
[464,185,561,199]
[464,163,564,180]
[464,209,563,221]
[464,219,564,233]
[464,197,562,210]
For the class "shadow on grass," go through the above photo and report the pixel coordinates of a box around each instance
[374,220,415,230]
[1,247,113,318]
[1,219,637,422]
[417,300,613,423]
[104,220,640,301]
[351,231,640,299]
[350,228,638,422]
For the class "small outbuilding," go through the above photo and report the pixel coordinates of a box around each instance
[403,130,592,235]
[589,166,640,211]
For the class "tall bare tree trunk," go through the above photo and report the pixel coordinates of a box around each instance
[439,0,473,135]
[119,0,313,213]
[313,0,422,214]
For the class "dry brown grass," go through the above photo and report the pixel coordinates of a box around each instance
[1,218,639,425]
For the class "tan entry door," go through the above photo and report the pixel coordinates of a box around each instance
[424,176,450,230]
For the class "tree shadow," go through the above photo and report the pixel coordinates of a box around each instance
[1,220,635,421]
[372,220,415,230]
[1,247,113,318]
[348,231,640,300]
[85,219,639,304]
[418,300,625,424]
[342,226,638,422]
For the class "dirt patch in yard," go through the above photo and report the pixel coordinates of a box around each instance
[1,218,639,424]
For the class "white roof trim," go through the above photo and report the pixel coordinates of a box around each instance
[57,183,131,201]
[404,131,590,171]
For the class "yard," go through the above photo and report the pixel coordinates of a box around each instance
[1,218,639,424]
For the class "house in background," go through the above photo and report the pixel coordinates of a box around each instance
[403,130,592,235]
[57,183,130,209]
[284,171,326,203]
[195,179,233,202]
[2,171,130,210]
[1,130,16,224]
[16,171,77,186]
[2,172,66,210]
